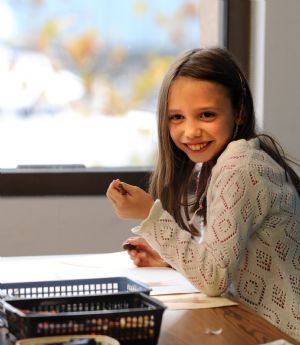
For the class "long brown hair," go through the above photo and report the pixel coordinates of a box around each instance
[149,47,300,235]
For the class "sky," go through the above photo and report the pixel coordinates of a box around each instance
[2,0,199,51]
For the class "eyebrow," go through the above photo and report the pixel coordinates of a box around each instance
[168,106,221,113]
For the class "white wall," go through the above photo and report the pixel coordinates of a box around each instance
[1,0,299,257]
[0,196,139,256]
[250,0,300,166]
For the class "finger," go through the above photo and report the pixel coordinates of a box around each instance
[128,250,138,259]
[106,191,117,205]
[127,252,142,267]
[107,180,123,196]
[107,181,129,204]
[133,255,146,267]
[122,238,134,247]
[122,237,138,246]
[134,252,151,267]
[129,250,147,267]
[124,236,148,247]
[107,180,118,193]
[133,256,152,267]
[117,181,137,196]
[106,181,118,200]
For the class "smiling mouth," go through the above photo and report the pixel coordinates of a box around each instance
[186,142,211,151]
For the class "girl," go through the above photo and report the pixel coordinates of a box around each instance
[106,47,300,340]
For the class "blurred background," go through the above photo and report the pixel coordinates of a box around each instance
[0,0,211,168]
[0,0,299,256]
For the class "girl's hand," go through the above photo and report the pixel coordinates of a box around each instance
[106,179,154,220]
[122,236,169,267]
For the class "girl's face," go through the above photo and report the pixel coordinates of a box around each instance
[167,76,237,163]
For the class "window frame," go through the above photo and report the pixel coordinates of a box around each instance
[0,0,251,196]
[0,167,152,196]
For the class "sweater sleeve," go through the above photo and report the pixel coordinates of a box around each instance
[132,164,271,296]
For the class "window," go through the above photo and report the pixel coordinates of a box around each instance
[0,0,246,195]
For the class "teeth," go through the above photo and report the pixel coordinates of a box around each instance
[188,143,208,151]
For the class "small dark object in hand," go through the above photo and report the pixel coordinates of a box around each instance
[118,183,128,195]
[122,243,137,251]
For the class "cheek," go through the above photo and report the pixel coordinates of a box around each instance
[210,122,234,149]
[216,118,235,137]
[168,127,183,151]
[168,125,177,142]
[216,125,233,139]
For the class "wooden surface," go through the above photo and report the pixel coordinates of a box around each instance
[158,303,299,345]
[1,303,299,345]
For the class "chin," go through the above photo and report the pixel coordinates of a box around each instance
[188,155,210,164]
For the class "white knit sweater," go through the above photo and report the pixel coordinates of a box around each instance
[132,138,300,341]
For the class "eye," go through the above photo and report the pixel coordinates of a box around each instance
[168,113,184,122]
[200,111,216,120]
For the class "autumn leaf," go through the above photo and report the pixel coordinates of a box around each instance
[66,30,98,67]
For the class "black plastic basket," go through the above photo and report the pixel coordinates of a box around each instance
[0,277,151,299]
[3,293,165,345]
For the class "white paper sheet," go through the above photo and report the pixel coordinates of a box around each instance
[0,252,198,295]
[0,252,239,309]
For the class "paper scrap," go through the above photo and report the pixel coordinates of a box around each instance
[205,328,223,335]
[154,292,238,310]
[260,341,295,345]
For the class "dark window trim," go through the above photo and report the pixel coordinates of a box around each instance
[1,0,251,196]
[0,167,152,196]
[226,0,251,78]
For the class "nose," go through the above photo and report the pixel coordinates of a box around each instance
[184,119,202,139]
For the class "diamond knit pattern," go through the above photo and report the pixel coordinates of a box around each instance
[132,138,300,341]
